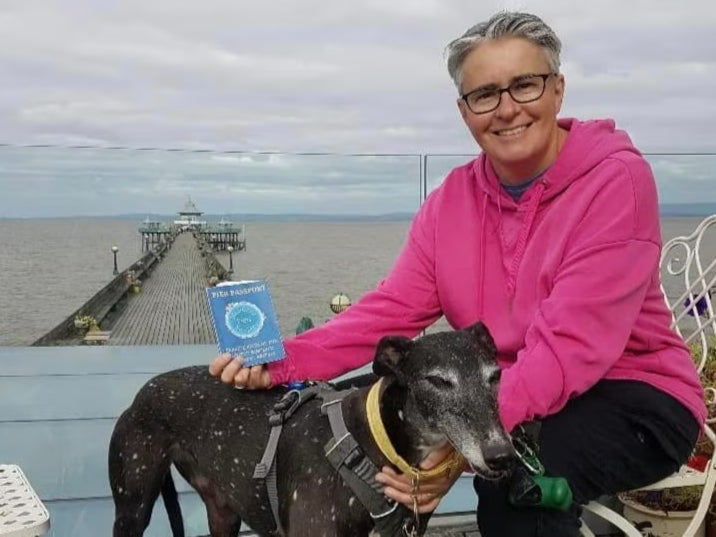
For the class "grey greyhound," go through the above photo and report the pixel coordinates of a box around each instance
[108,321,514,537]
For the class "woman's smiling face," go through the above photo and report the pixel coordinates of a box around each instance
[457,37,566,184]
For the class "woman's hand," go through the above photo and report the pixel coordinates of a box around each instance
[209,353,271,389]
[374,444,464,514]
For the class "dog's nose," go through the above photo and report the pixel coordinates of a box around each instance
[483,443,515,472]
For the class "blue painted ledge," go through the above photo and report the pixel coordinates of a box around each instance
[0,345,476,537]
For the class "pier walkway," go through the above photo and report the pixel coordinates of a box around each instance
[108,232,217,345]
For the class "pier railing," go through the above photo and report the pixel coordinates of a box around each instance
[1,144,714,212]
[1,144,715,536]
[31,240,171,346]
[195,232,231,283]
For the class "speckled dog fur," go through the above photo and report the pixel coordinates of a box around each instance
[109,322,513,537]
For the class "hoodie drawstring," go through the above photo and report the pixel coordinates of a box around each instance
[505,180,547,299]
[478,194,489,318]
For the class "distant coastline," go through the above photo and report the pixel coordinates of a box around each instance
[659,203,716,217]
[3,203,716,221]
[0,212,418,222]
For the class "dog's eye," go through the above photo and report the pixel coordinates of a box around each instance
[488,370,501,385]
[423,375,454,389]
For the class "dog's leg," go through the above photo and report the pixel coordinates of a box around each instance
[203,486,242,537]
[109,409,176,537]
[173,460,242,537]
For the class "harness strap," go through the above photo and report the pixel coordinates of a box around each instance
[253,384,329,536]
[253,422,284,536]
[253,383,417,537]
[322,397,417,536]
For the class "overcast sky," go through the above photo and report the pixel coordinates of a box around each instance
[1,0,715,217]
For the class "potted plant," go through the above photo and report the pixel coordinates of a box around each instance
[73,315,100,333]
[616,339,716,537]
[619,486,705,536]
[125,270,142,293]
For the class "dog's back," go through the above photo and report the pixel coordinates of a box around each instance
[109,366,372,536]
[109,322,513,537]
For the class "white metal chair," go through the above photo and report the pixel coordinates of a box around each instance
[581,214,716,536]
[0,465,50,537]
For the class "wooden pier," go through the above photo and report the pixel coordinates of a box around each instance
[108,232,217,345]
[138,218,173,252]
[34,197,246,346]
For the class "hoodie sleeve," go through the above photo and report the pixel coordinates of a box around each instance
[268,192,444,386]
[498,156,662,432]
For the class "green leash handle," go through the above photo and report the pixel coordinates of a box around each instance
[509,426,574,512]
[507,468,573,511]
[531,476,573,511]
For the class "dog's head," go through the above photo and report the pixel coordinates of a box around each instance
[372,321,514,479]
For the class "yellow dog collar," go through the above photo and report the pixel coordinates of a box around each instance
[366,378,466,480]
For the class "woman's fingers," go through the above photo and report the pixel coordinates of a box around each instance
[380,484,443,514]
[208,353,232,377]
[375,466,411,492]
[376,466,452,493]
[241,365,271,389]
[210,354,271,389]
[375,465,452,513]
[221,357,245,385]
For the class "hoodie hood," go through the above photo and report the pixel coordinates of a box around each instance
[472,118,645,301]
[476,118,643,207]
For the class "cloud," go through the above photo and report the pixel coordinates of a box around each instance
[0,0,714,215]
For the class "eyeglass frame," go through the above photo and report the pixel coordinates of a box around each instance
[460,72,556,115]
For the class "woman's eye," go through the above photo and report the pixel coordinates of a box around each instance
[471,91,496,103]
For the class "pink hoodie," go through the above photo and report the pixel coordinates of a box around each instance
[269,118,706,432]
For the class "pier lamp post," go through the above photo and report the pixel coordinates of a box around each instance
[111,246,119,275]
[227,245,234,274]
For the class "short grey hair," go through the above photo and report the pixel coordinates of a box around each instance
[445,12,562,91]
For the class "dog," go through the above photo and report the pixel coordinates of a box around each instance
[109,321,514,537]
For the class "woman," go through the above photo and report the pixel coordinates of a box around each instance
[210,12,705,536]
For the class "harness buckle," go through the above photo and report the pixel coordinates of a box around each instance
[325,432,361,468]
[268,413,283,427]
[369,499,400,519]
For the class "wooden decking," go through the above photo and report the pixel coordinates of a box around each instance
[234,515,481,536]
[108,233,217,345]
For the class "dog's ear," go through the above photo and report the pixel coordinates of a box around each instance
[465,321,496,356]
[373,335,413,378]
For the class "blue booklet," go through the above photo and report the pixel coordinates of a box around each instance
[206,279,285,367]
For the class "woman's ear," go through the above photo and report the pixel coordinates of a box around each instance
[457,97,470,123]
[553,73,565,114]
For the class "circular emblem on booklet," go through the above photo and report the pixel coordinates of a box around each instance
[225,301,266,339]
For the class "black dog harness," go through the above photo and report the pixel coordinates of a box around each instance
[252,382,419,537]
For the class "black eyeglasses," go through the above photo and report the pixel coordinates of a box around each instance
[461,73,555,115]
